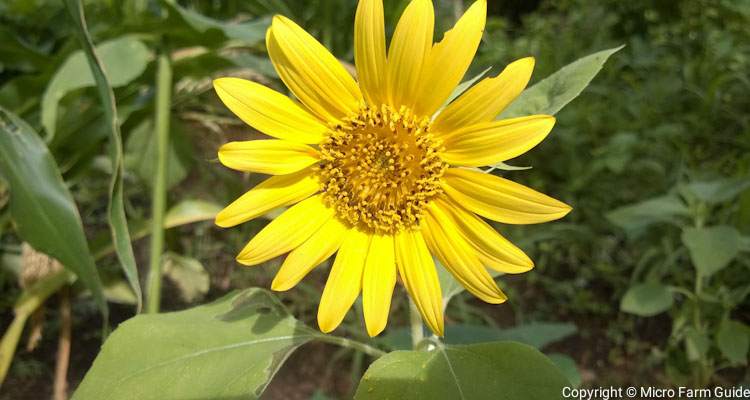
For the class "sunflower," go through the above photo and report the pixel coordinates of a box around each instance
[213,0,571,337]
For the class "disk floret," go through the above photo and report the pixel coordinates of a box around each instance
[318,104,447,233]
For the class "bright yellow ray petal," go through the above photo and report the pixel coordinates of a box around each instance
[442,168,572,224]
[218,140,320,175]
[271,217,347,291]
[318,229,370,333]
[215,169,320,228]
[413,0,486,117]
[423,203,507,304]
[213,77,328,144]
[395,229,444,337]
[362,234,396,337]
[236,195,333,266]
[440,115,555,167]
[267,16,363,123]
[354,0,387,106]
[386,0,434,110]
[432,57,535,134]
[434,197,532,273]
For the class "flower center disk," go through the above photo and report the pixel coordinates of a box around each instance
[318,105,447,234]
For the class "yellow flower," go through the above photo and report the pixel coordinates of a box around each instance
[213,0,571,337]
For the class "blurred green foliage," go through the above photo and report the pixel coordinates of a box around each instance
[0,0,749,397]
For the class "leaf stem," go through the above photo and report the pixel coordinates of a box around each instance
[409,299,424,349]
[314,334,386,358]
[146,50,172,313]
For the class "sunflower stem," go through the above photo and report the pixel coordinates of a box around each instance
[145,49,172,314]
[315,334,386,358]
[408,299,424,349]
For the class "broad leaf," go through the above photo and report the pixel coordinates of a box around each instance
[445,323,577,349]
[354,342,568,400]
[165,2,269,46]
[500,45,624,118]
[683,178,750,204]
[682,225,741,277]
[607,195,689,236]
[620,282,673,317]
[72,289,317,400]
[0,107,107,320]
[63,2,144,312]
[547,353,581,387]
[716,320,749,365]
[41,36,150,139]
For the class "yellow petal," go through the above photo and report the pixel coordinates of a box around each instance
[386,0,434,110]
[318,229,370,333]
[440,115,555,167]
[395,229,444,337]
[362,234,396,337]
[423,203,507,304]
[218,140,320,175]
[236,195,333,266]
[413,0,486,117]
[442,168,572,224]
[216,169,320,228]
[433,57,535,134]
[267,16,363,123]
[354,0,387,106]
[213,77,328,144]
[272,217,347,291]
[435,197,532,274]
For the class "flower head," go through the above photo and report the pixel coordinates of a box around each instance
[213,0,571,337]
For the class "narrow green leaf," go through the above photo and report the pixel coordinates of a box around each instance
[72,289,316,400]
[355,342,568,400]
[500,45,624,118]
[620,282,673,317]
[716,320,749,365]
[63,0,142,311]
[682,225,741,277]
[0,107,108,321]
[41,36,150,139]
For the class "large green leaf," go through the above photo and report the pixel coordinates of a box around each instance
[41,36,150,139]
[354,342,568,400]
[0,107,107,321]
[682,225,741,277]
[63,0,145,311]
[620,282,673,317]
[72,289,317,400]
[682,178,750,204]
[500,45,624,118]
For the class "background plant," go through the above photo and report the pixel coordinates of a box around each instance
[1,0,749,398]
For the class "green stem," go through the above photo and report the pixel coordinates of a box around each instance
[409,299,424,349]
[146,51,172,313]
[0,270,70,388]
[315,335,386,358]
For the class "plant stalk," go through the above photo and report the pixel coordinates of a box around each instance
[146,50,172,313]
[409,299,424,349]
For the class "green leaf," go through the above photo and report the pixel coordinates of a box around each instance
[162,252,210,302]
[442,67,491,109]
[444,323,577,349]
[41,36,150,139]
[717,320,749,365]
[437,258,502,307]
[682,225,741,277]
[63,0,145,312]
[0,107,107,321]
[500,45,624,118]
[607,195,689,236]
[165,2,269,46]
[354,342,568,400]
[547,353,581,388]
[684,328,710,362]
[124,118,192,190]
[72,288,316,400]
[683,178,750,204]
[620,282,674,317]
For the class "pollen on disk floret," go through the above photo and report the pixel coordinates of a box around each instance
[317,104,447,234]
